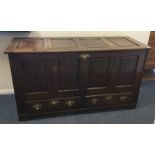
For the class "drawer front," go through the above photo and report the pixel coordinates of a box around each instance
[24,96,81,114]
[85,93,135,107]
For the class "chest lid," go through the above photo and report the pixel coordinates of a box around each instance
[4,36,150,54]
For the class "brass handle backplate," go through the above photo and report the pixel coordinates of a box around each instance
[33,103,42,110]
[91,98,98,104]
[65,100,75,107]
[80,53,90,60]
[105,96,113,100]
[50,100,59,106]
[120,96,127,101]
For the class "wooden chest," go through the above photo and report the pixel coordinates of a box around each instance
[5,37,150,121]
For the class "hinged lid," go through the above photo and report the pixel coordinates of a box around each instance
[4,36,150,54]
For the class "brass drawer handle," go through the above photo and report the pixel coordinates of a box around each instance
[91,98,98,104]
[120,96,127,101]
[105,96,113,100]
[50,100,59,106]
[80,53,90,60]
[33,103,42,110]
[65,100,75,107]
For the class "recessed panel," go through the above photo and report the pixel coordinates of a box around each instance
[88,57,109,87]
[23,61,47,92]
[116,56,138,85]
[108,38,138,47]
[17,39,43,49]
[52,39,77,49]
[81,38,108,48]
[59,58,79,90]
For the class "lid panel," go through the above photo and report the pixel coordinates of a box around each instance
[4,36,150,54]
[51,39,77,49]
[16,39,43,49]
[108,38,138,47]
[80,38,108,48]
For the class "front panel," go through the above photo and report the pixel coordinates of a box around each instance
[9,49,147,120]
[114,56,139,87]
[84,51,145,96]
[9,53,83,116]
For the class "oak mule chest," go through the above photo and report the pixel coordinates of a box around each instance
[5,37,150,121]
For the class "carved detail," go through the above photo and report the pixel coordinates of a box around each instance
[50,100,59,106]
[80,53,90,60]
[65,100,75,107]
[120,96,127,101]
[33,104,42,110]
[91,98,98,104]
[105,96,113,100]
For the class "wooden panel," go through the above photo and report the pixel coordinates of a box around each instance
[46,59,59,92]
[4,37,150,54]
[81,53,110,96]
[20,54,81,98]
[108,38,138,47]
[9,55,26,114]
[51,39,77,49]
[17,39,43,49]
[85,52,140,96]
[88,57,109,87]
[80,38,108,48]
[59,58,80,91]
[23,61,48,92]
[116,56,138,86]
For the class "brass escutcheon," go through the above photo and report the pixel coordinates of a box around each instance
[80,53,90,60]
[65,100,74,107]
[91,98,98,104]
[33,103,42,110]
[120,96,127,101]
[105,96,113,100]
[50,100,59,106]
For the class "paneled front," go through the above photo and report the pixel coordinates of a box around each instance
[6,37,149,120]
[16,54,81,100]
[115,56,138,86]
[84,52,140,96]
[88,57,109,88]
[23,60,48,92]
[82,53,110,95]
[58,58,79,91]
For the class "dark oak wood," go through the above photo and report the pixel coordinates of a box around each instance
[5,37,150,121]
[5,36,149,54]
[145,31,155,69]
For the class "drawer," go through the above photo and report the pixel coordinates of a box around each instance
[85,93,135,107]
[24,96,81,114]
